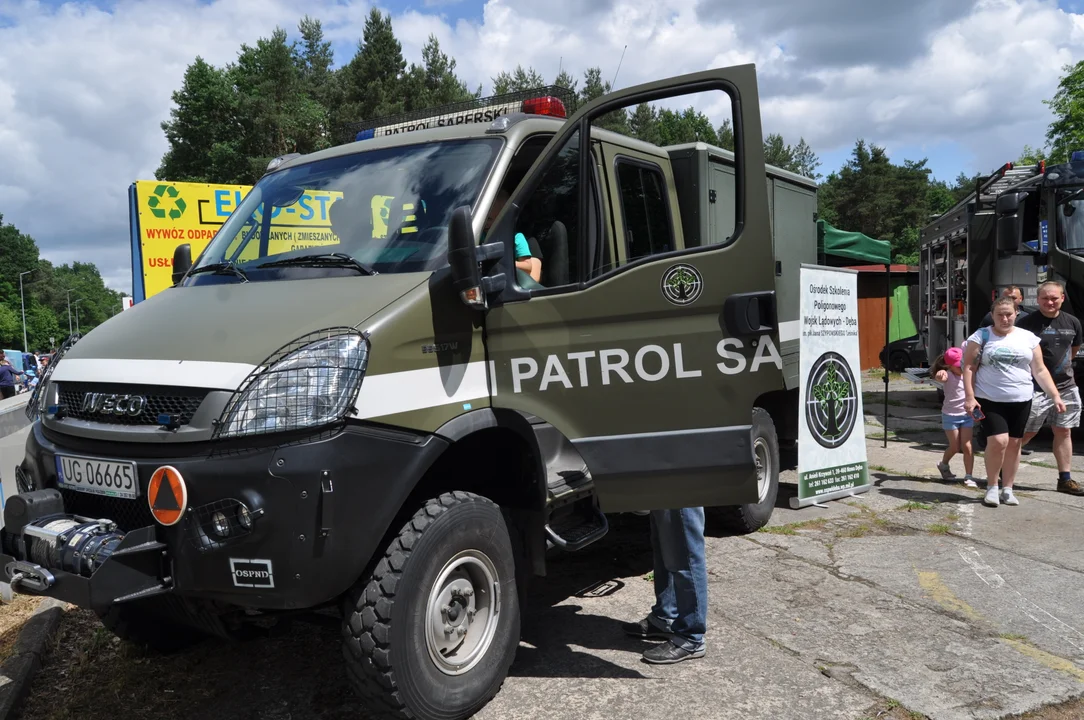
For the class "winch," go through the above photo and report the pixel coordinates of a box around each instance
[2,489,126,590]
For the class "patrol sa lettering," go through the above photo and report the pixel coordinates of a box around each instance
[509,337,783,393]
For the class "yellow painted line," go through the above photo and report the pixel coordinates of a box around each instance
[1001,639,1084,683]
[916,570,982,621]
[915,569,1084,683]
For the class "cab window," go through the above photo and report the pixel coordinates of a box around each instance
[615,159,674,262]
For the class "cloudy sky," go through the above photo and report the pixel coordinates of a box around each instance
[1,0,1082,294]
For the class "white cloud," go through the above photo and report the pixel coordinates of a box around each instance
[0,0,1081,296]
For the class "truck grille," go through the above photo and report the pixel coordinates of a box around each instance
[59,488,155,532]
[56,382,208,427]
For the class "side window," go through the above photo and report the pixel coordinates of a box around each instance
[615,160,674,262]
[514,129,586,289]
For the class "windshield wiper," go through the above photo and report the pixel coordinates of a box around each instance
[254,252,378,276]
[186,260,249,283]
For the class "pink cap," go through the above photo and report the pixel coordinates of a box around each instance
[944,346,963,367]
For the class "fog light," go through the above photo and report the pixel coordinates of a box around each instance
[237,503,253,530]
[211,511,230,538]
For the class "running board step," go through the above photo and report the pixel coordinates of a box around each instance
[545,504,608,552]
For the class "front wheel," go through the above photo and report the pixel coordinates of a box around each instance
[710,407,780,533]
[342,491,521,720]
[96,598,208,653]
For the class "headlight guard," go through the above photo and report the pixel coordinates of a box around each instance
[213,327,369,440]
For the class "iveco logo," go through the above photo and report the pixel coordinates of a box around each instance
[81,393,147,417]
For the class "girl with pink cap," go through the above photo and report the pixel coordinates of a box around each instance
[931,346,978,487]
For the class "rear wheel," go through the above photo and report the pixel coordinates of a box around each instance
[342,491,521,720]
[711,407,779,533]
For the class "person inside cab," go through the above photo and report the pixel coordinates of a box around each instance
[484,189,542,283]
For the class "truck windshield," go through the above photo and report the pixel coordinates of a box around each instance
[187,138,502,282]
[1057,188,1084,253]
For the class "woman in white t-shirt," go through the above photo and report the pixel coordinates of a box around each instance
[963,297,1065,507]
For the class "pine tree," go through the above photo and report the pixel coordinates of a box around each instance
[402,35,476,111]
[629,103,659,144]
[335,8,408,134]
[156,57,245,183]
[492,65,546,94]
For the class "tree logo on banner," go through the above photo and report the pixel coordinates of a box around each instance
[147,184,187,220]
[806,351,858,449]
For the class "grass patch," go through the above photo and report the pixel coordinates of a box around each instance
[946,511,960,522]
[999,633,1028,642]
[838,524,871,538]
[1026,460,1057,469]
[758,518,829,536]
[902,501,932,511]
[642,571,654,582]
[927,523,952,535]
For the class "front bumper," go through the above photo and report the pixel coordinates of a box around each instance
[2,421,447,611]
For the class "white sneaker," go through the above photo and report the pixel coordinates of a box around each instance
[1000,488,1019,506]
[963,476,979,488]
[984,487,1000,507]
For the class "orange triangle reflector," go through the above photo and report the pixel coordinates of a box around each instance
[148,466,188,526]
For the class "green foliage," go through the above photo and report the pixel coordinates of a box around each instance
[0,214,123,350]
[1045,60,1084,164]
[402,35,478,112]
[150,12,986,275]
[656,107,718,146]
[817,140,937,262]
[1016,144,1045,165]
[492,65,545,94]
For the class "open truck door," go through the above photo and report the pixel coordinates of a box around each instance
[481,65,783,512]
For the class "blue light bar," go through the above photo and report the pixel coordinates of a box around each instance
[355,128,376,141]
[1072,150,1084,162]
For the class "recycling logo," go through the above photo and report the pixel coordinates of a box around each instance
[147,184,187,220]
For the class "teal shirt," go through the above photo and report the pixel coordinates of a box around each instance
[514,232,531,259]
[480,230,531,260]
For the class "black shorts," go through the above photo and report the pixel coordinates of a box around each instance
[0,385,14,399]
[976,397,1032,439]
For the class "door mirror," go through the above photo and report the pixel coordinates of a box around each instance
[996,192,1027,253]
[447,206,484,308]
[172,243,192,286]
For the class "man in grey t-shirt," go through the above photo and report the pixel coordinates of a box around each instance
[1019,280,1084,496]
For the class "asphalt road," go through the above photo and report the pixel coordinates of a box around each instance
[15,379,1084,720]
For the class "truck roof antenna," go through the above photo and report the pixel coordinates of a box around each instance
[611,45,627,90]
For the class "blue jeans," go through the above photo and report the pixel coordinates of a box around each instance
[648,507,707,651]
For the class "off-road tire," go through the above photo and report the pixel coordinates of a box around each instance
[96,599,206,654]
[711,407,780,534]
[342,491,521,720]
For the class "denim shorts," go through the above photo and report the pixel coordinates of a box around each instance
[942,413,974,430]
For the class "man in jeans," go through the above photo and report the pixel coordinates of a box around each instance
[622,507,707,664]
[1018,280,1084,495]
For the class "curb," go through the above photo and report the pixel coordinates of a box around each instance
[0,598,65,720]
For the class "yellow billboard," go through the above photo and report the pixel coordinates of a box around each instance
[131,180,342,300]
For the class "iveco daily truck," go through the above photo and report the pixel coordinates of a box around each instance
[1,65,817,720]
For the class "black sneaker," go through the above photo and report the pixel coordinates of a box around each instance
[642,640,706,664]
[621,617,672,639]
[1057,478,1084,496]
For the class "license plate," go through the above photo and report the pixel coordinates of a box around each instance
[55,455,139,500]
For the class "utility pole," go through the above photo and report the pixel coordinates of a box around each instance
[18,269,33,352]
[73,300,82,335]
[66,290,77,335]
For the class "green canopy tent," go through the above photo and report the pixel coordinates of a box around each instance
[817,220,893,448]
[818,219,891,265]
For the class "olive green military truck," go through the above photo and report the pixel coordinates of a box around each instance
[2,64,816,720]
